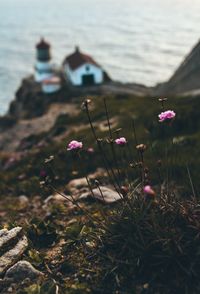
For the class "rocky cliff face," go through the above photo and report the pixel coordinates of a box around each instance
[3,39,200,122]
[156,40,200,95]
[7,76,151,121]
[8,76,66,119]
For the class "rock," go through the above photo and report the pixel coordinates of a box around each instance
[155,40,200,95]
[0,227,22,253]
[18,195,29,209]
[0,227,43,292]
[67,168,107,194]
[0,230,7,239]
[67,178,88,193]
[0,236,28,275]
[4,261,43,282]
[0,227,28,275]
[43,193,70,211]
[79,186,122,204]
[3,157,18,170]
[99,117,118,132]
[17,174,26,181]
[44,193,68,205]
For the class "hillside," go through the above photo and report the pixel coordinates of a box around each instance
[1,80,200,292]
[155,39,200,95]
[1,90,200,197]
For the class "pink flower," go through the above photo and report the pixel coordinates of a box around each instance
[115,137,127,146]
[158,110,176,122]
[143,185,155,196]
[67,140,83,151]
[39,169,47,178]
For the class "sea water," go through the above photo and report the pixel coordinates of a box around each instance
[0,0,199,114]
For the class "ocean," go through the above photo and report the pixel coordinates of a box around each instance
[0,0,199,115]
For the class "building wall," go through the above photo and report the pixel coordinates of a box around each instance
[35,61,53,82]
[35,71,53,82]
[36,61,52,71]
[64,63,103,86]
[42,83,61,94]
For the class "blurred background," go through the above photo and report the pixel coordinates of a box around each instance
[0,0,200,114]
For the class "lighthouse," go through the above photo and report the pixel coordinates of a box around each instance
[35,38,53,82]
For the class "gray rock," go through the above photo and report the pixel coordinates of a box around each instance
[0,230,8,239]
[0,227,42,293]
[0,227,28,275]
[44,193,68,205]
[18,195,29,205]
[0,227,22,251]
[67,177,88,193]
[79,186,122,204]
[155,40,200,96]
[66,168,107,194]
[4,260,43,282]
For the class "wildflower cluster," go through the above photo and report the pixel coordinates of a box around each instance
[115,137,127,146]
[67,140,83,151]
[42,95,200,294]
[158,110,176,122]
[66,97,176,204]
[67,137,128,151]
[143,184,155,197]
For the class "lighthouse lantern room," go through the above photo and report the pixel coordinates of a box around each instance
[35,38,53,82]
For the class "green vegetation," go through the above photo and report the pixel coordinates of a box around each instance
[1,93,200,293]
[1,93,200,197]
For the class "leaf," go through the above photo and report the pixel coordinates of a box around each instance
[65,223,83,240]
[40,280,58,294]
[25,284,41,294]
[28,249,43,266]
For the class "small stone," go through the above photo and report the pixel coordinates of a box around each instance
[44,193,68,205]
[67,168,107,194]
[18,195,29,203]
[17,174,26,181]
[4,261,43,282]
[67,177,88,193]
[79,186,122,204]
[85,241,96,248]
[143,283,149,289]
[18,195,29,209]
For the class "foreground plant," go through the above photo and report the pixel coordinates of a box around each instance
[158,110,176,122]
[93,192,200,293]
[42,96,200,293]
[67,140,83,151]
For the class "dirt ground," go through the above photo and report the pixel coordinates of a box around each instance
[0,103,80,152]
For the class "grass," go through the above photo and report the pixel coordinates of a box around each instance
[2,93,200,293]
[93,194,200,293]
[2,93,200,197]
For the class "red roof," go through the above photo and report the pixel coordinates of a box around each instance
[36,38,50,49]
[63,47,100,71]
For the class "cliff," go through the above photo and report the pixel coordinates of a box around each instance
[155,39,200,95]
[7,76,152,120]
[1,41,200,294]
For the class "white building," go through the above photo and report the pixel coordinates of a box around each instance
[63,47,104,86]
[42,76,61,94]
[35,38,54,82]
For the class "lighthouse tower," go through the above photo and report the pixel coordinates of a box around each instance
[35,38,53,82]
